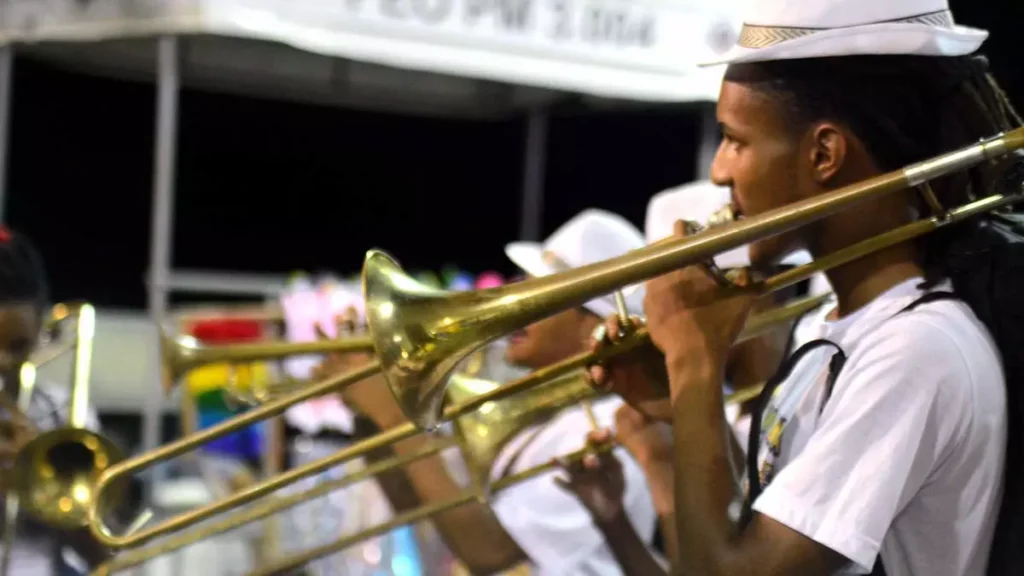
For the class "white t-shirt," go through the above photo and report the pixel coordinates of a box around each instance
[488,396,657,576]
[1,381,101,576]
[751,278,1006,575]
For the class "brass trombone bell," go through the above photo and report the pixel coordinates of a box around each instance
[159,329,375,393]
[364,127,1024,430]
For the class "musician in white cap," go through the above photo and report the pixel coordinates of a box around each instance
[591,1,1014,575]
[328,209,657,575]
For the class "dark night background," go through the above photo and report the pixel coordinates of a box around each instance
[5,2,1020,310]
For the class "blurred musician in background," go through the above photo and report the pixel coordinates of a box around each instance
[0,228,111,575]
[314,209,657,575]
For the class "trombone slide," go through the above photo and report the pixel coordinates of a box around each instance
[88,361,383,549]
[245,441,612,576]
[89,441,452,575]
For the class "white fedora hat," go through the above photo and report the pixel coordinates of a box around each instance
[645,181,833,297]
[505,209,646,319]
[701,0,987,67]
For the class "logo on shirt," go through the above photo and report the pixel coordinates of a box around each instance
[759,406,787,488]
[742,386,789,500]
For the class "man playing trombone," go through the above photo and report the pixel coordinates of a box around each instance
[557,181,833,575]
[318,209,658,575]
[0,229,111,575]
[592,1,1013,574]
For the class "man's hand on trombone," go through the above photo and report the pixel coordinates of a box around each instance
[642,220,758,400]
[552,429,625,524]
[554,427,673,576]
[585,315,672,422]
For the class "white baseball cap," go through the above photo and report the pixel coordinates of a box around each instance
[645,181,832,297]
[702,0,986,66]
[505,209,645,319]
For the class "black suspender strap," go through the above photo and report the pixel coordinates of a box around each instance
[742,338,846,525]
[898,290,957,312]
[746,290,958,574]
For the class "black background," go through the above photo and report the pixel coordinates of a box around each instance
[3,1,1019,310]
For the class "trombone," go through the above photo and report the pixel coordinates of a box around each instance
[364,128,1024,430]
[83,292,817,552]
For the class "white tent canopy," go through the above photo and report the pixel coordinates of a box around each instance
[0,0,734,507]
[0,0,737,107]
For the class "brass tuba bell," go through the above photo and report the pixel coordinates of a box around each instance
[12,304,129,530]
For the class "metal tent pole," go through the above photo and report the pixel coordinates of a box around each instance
[144,36,180,506]
[0,46,14,222]
[518,108,549,241]
[696,104,718,180]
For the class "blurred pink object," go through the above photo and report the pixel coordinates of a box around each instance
[280,286,320,344]
[279,284,323,381]
[318,283,364,337]
[475,272,504,289]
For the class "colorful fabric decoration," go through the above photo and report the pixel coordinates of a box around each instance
[184,318,269,460]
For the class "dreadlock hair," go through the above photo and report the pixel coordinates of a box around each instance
[0,227,50,318]
[724,54,1023,286]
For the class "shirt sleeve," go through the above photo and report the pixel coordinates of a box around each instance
[491,400,657,574]
[753,315,972,572]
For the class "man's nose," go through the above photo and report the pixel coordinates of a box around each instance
[709,144,731,188]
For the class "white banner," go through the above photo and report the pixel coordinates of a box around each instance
[0,0,742,101]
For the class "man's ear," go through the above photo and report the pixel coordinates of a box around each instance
[808,122,847,184]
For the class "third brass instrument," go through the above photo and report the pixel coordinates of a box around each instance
[11,304,129,530]
[242,370,771,576]
[159,328,375,393]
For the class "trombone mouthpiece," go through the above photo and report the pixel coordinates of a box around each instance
[708,203,737,228]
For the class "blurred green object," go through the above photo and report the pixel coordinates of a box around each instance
[415,270,442,289]
[441,265,461,287]
[286,271,310,287]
